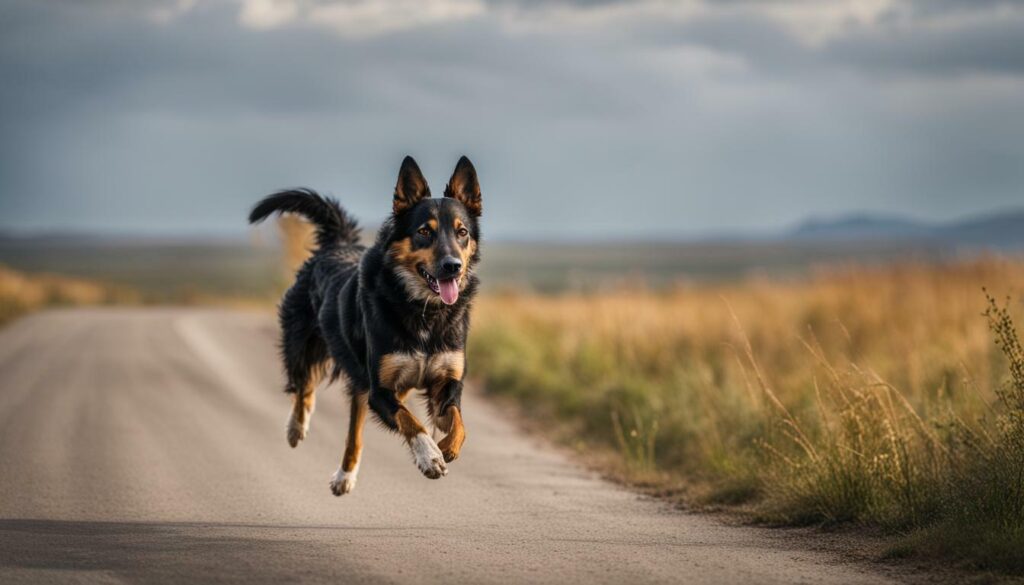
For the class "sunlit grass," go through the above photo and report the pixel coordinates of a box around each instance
[469,258,1024,572]
[271,217,1024,569]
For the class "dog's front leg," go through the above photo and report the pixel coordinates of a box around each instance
[433,379,466,463]
[368,384,448,480]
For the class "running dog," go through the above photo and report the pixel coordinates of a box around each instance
[248,156,482,495]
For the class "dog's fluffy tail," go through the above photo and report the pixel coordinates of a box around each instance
[248,189,360,249]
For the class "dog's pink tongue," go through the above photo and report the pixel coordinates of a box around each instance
[438,278,459,305]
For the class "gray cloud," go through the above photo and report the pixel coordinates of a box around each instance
[826,12,1024,76]
[1,0,1022,238]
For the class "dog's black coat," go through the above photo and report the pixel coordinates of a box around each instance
[248,156,481,433]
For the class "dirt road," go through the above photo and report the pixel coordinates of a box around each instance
[0,308,901,584]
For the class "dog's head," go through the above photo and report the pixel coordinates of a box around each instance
[386,156,482,306]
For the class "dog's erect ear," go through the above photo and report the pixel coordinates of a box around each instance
[444,156,482,217]
[393,156,430,215]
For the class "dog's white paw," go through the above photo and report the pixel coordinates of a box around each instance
[286,408,311,448]
[329,464,358,496]
[410,433,447,479]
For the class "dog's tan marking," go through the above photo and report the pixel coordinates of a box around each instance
[452,219,476,266]
[389,238,437,274]
[379,351,426,392]
[330,392,368,496]
[388,238,440,301]
[427,351,464,384]
[286,374,322,448]
[342,393,367,472]
[379,351,464,392]
[437,405,466,463]
[395,407,428,441]
[458,239,476,279]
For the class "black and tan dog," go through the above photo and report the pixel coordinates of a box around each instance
[248,156,482,495]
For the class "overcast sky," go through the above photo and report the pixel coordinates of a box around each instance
[1,0,1023,239]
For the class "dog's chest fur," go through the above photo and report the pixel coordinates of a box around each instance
[378,350,464,392]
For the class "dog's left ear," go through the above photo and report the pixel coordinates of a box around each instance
[444,156,482,217]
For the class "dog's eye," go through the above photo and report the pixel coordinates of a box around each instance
[457,227,469,238]
[418,227,432,238]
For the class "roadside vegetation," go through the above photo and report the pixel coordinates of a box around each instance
[469,258,1024,573]
[0,264,140,326]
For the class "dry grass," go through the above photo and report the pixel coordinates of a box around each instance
[469,257,1024,572]
[278,214,318,277]
[272,215,1024,569]
[0,264,140,326]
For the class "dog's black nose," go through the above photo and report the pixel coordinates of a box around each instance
[440,257,462,277]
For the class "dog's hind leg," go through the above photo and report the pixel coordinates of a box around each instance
[280,289,329,447]
[284,344,327,448]
[286,378,318,448]
[330,391,367,496]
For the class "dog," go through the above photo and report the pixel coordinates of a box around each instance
[248,156,482,495]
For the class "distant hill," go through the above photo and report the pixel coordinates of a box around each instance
[791,214,933,240]
[789,209,1024,248]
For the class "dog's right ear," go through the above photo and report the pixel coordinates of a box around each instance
[393,156,430,215]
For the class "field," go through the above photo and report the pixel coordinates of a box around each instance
[0,238,283,302]
[0,264,140,326]
[469,259,1024,573]
[0,232,959,297]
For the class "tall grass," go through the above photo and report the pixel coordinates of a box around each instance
[278,214,318,278]
[0,264,139,326]
[271,219,1023,568]
[469,258,1024,571]
[907,293,1024,572]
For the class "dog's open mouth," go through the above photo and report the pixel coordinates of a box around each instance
[417,266,460,305]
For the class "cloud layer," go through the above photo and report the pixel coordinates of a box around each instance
[1,0,1022,238]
